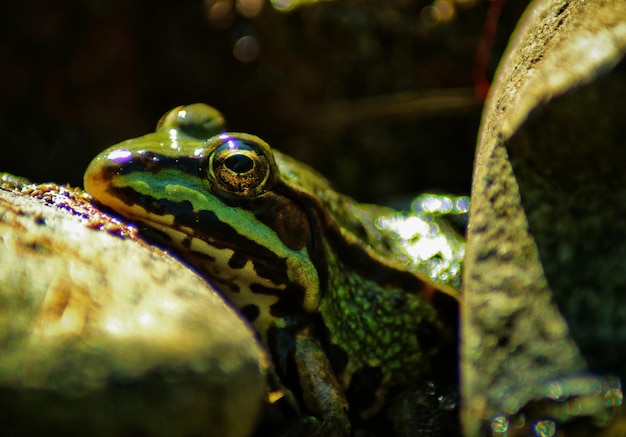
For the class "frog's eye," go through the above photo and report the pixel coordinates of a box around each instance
[207,135,276,197]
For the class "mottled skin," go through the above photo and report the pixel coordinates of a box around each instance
[84,104,464,434]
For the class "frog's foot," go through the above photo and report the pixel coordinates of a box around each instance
[489,375,623,437]
[263,322,351,436]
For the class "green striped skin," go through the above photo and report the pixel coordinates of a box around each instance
[84,104,465,432]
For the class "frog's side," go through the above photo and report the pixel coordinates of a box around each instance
[84,104,465,435]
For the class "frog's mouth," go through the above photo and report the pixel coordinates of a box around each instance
[97,182,289,271]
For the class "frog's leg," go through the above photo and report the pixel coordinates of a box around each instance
[293,325,350,432]
[266,321,351,436]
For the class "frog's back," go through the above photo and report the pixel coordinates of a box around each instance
[275,154,464,396]
[274,151,464,299]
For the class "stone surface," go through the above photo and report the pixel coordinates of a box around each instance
[0,180,267,437]
[463,0,626,435]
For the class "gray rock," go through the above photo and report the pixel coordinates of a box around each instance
[463,0,626,434]
[0,180,267,437]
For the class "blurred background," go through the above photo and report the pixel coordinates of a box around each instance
[0,0,529,203]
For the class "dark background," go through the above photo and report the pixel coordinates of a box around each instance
[0,0,529,203]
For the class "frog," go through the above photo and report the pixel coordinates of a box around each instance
[84,103,466,435]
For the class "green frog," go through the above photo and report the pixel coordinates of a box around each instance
[84,103,465,435]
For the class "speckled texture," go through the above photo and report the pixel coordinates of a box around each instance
[320,247,439,385]
[463,0,626,434]
[0,181,267,437]
[509,71,626,376]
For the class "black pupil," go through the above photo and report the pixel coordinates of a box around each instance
[224,154,254,173]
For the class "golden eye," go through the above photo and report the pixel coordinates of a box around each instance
[207,134,277,197]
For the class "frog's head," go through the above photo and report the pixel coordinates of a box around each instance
[84,104,321,331]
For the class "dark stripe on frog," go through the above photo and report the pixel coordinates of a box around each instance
[249,283,310,319]
[240,304,260,322]
[135,224,174,246]
[100,154,201,179]
[228,252,247,269]
[187,248,217,262]
[179,235,217,262]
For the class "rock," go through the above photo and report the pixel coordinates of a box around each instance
[462,0,626,434]
[0,179,267,437]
